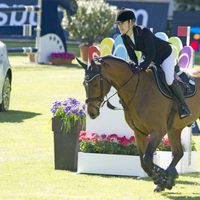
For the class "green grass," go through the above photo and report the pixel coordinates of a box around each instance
[195,52,200,65]
[0,51,200,199]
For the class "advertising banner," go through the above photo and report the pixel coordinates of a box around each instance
[0,0,38,38]
[107,0,169,33]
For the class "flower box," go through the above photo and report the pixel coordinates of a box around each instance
[78,132,198,176]
[50,52,75,65]
[51,57,74,65]
[77,152,148,177]
[51,98,86,171]
[179,152,198,173]
[52,117,82,171]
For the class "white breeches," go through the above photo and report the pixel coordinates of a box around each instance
[160,51,176,86]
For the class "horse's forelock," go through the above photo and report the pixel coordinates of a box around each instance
[85,62,101,82]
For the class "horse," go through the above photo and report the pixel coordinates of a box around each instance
[77,55,200,192]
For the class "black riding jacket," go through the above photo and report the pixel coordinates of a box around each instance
[121,26,172,69]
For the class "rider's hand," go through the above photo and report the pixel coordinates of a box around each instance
[129,62,141,74]
[133,65,141,74]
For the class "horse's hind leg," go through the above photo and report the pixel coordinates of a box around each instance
[166,129,184,189]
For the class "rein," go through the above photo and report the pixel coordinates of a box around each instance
[102,73,135,110]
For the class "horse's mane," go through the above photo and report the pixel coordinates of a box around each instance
[101,55,132,71]
[101,55,129,66]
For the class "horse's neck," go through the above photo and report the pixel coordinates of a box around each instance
[103,59,133,88]
[103,59,153,106]
[103,59,139,102]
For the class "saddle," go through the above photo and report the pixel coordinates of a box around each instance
[151,66,196,98]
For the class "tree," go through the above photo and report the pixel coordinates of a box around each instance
[175,0,200,11]
[62,0,117,45]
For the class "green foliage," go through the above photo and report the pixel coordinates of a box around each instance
[191,140,197,151]
[80,140,139,155]
[79,132,139,155]
[175,0,200,11]
[62,0,117,44]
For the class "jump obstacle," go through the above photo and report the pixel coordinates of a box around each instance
[0,0,66,63]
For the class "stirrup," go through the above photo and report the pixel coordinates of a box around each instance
[179,105,192,119]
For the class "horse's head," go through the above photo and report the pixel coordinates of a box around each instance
[59,0,78,15]
[77,58,111,119]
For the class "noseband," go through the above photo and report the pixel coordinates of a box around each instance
[84,64,109,110]
[85,74,105,104]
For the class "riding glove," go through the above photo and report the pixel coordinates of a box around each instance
[129,63,141,74]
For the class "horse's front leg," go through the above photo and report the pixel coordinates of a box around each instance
[133,131,153,176]
[165,129,184,190]
[142,130,167,191]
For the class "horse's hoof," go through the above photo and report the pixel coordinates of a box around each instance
[165,176,176,190]
[166,185,173,190]
[165,167,178,190]
[154,185,165,192]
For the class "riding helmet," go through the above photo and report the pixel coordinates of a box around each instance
[115,8,136,23]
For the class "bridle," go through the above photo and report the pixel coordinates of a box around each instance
[84,66,108,110]
[85,75,105,103]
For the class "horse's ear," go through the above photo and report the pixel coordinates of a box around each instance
[91,59,96,66]
[76,57,87,70]
[91,59,101,72]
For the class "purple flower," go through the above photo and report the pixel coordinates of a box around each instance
[63,105,72,113]
[50,98,86,118]
[79,110,86,117]
[82,104,86,110]
[50,52,75,60]
[71,107,79,114]
[50,100,62,113]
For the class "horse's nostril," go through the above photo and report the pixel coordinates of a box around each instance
[90,113,95,118]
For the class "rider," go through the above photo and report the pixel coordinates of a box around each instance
[115,8,191,119]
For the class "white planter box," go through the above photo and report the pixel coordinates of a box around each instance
[179,152,198,173]
[77,152,148,177]
[154,151,198,174]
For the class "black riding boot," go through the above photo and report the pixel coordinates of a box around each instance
[169,80,191,119]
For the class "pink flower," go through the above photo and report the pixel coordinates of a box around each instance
[80,131,86,137]
[163,137,169,146]
[100,134,107,139]
[79,131,139,155]
[129,136,136,143]
[109,133,118,138]
[50,52,75,60]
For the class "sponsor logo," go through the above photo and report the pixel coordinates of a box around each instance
[133,9,149,27]
[0,3,37,26]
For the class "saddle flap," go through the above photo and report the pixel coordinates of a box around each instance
[152,66,196,98]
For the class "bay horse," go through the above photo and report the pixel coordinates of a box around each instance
[77,55,200,192]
